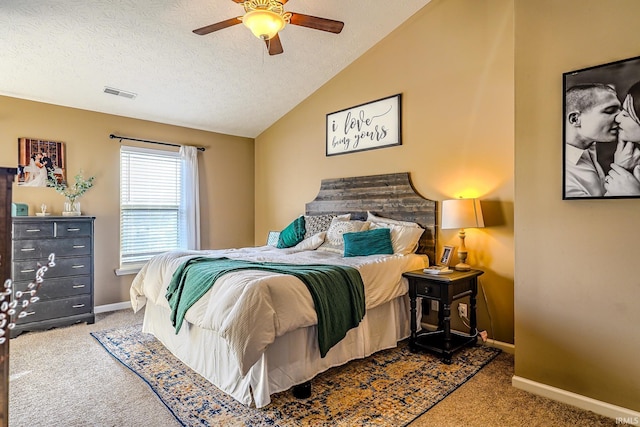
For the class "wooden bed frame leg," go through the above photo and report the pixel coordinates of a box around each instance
[292,381,312,399]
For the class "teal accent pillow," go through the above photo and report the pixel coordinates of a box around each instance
[277,216,306,248]
[343,228,394,257]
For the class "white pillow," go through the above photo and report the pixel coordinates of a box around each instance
[367,211,421,228]
[293,232,326,251]
[317,218,370,254]
[369,221,424,255]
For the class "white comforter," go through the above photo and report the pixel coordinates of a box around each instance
[130,245,427,375]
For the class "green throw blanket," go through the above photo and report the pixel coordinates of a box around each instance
[165,257,365,358]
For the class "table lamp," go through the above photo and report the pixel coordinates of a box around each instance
[441,198,484,271]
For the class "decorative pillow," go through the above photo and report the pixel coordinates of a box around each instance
[367,211,421,228]
[304,213,350,239]
[369,221,424,255]
[317,218,369,254]
[343,228,394,257]
[277,216,306,248]
[293,232,326,251]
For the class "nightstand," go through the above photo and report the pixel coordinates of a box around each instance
[403,268,484,364]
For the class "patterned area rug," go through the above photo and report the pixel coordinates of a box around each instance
[91,324,500,426]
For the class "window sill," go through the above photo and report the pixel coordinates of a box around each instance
[115,266,142,276]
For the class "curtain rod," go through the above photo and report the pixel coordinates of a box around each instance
[109,134,205,152]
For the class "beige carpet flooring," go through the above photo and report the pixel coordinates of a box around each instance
[9,309,615,426]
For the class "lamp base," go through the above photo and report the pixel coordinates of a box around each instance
[454,262,471,271]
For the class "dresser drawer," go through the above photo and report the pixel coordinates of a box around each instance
[15,294,92,325]
[414,281,442,299]
[13,255,91,281]
[14,275,91,301]
[12,237,91,260]
[12,221,55,239]
[56,221,92,237]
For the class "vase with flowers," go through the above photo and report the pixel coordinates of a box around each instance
[48,170,95,216]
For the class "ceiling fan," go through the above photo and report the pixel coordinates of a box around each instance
[193,0,344,56]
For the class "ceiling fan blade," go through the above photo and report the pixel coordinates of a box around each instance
[289,13,344,34]
[265,34,284,55]
[193,17,242,35]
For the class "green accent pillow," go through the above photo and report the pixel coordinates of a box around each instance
[277,216,306,248]
[343,228,394,257]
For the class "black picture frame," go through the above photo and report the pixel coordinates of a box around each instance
[326,94,402,156]
[563,55,640,200]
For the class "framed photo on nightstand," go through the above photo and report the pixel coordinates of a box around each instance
[439,245,455,267]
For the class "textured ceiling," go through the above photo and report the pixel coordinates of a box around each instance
[0,0,430,138]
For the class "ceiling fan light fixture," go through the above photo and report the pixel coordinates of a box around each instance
[242,0,291,40]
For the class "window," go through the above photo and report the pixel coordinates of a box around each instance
[119,146,184,269]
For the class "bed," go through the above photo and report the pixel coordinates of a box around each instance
[130,172,436,408]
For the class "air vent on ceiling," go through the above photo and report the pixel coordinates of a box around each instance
[103,86,137,99]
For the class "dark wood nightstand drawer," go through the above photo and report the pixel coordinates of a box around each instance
[414,281,441,298]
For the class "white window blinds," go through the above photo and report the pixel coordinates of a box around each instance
[120,146,183,267]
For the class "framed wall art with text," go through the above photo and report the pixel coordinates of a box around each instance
[326,93,402,156]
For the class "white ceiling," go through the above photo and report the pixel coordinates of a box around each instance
[0,0,430,138]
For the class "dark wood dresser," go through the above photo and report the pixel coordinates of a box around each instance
[10,216,95,337]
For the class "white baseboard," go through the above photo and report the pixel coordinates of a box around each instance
[512,375,640,421]
[484,338,514,354]
[95,301,131,314]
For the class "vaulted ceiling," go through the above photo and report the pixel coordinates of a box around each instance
[0,1,430,138]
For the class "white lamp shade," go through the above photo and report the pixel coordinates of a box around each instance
[441,198,484,230]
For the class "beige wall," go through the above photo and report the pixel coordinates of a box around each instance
[0,95,255,307]
[255,0,515,344]
[515,0,640,412]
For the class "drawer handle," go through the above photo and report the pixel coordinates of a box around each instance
[23,311,36,317]
[20,248,36,252]
[67,228,81,232]
[72,304,85,309]
[72,265,85,269]
[72,284,86,289]
[72,245,86,249]
[26,229,41,233]
[20,269,35,273]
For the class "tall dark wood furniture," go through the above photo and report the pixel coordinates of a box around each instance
[10,216,95,337]
[403,268,484,364]
[0,168,17,427]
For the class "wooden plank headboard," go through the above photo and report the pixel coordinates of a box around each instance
[305,172,437,262]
